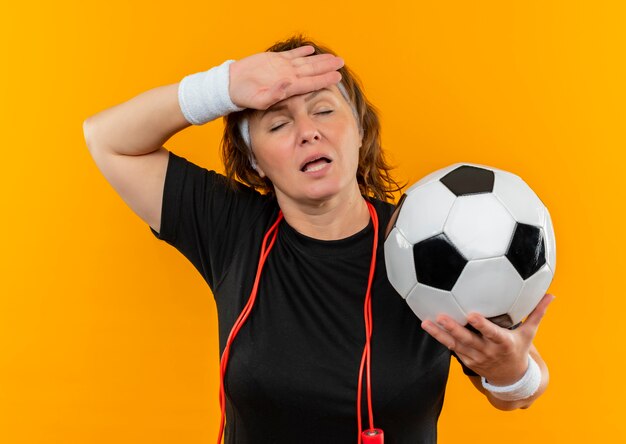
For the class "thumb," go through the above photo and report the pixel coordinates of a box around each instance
[521,293,555,336]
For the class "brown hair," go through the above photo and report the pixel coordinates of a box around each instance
[220,33,405,202]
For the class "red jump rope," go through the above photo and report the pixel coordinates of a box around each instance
[217,200,384,444]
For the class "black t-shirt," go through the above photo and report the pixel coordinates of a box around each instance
[149,151,477,444]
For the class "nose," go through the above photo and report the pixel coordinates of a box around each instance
[296,114,322,146]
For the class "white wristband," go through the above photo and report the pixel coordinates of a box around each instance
[178,59,245,125]
[481,354,541,401]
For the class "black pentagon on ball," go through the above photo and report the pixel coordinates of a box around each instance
[413,233,468,291]
[440,165,495,196]
[487,314,515,329]
[505,222,546,279]
[465,314,516,330]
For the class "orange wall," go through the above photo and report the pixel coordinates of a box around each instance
[1,1,624,442]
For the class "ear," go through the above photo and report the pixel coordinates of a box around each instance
[250,154,266,178]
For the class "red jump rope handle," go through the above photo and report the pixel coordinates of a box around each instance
[361,428,384,444]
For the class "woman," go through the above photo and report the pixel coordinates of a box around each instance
[84,34,553,444]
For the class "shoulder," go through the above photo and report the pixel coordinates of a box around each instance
[366,196,397,225]
[164,149,278,236]
[168,150,257,194]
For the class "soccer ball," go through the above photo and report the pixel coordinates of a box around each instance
[384,163,556,329]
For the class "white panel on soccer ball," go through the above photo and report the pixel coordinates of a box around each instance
[384,227,418,299]
[406,283,467,325]
[444,194,516,260]
[452,257,524,318]
[492,170,545,227]
[508,263,554,325]
[407,163,466,192]
[543,207,557,273]
[395,180,456,244]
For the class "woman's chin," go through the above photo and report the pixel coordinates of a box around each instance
[275,177,358,207]
[301,182,357,205]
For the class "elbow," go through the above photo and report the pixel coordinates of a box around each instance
[490,396,536,411]
[83,118,94,151]
[83,117,104,154]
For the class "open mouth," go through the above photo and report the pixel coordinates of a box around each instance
[301,156,332,173]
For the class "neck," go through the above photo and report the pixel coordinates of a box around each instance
[275,186,371,241]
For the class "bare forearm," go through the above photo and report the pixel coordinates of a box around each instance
[84,82,191,156]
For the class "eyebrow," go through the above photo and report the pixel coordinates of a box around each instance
[260,88,334,120]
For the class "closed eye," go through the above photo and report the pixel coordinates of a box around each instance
[269,124,286,132]
[269,110,334,132]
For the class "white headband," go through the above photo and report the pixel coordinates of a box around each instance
[238,81,361,171]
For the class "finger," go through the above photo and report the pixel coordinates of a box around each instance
[520,293,555,333]
[466,313,508,345]
[287,71,343,96]
[421,319,457,351]
[291,52,336,66]
[453,348,480,372]
[283,45,316,58]
[436,314,483,350]
[293,54,344,77]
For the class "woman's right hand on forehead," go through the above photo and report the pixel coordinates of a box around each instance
[228,45,344,111]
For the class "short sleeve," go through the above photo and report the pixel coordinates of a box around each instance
[149,151,186,243]
[149,150,269,289]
